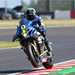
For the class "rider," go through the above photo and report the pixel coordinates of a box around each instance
[13,8,51,52]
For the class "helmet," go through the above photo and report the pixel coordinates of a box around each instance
[26,8,36,15]
[25,8,36,20]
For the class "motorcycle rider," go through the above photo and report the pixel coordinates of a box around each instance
[13,8,51,52]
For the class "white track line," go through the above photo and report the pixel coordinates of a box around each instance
[6,73,20,75]
[54,59,75,66]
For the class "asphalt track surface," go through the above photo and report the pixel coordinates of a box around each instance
[0,27,75,74]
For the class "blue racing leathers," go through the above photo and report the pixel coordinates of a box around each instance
[16,15,46,38]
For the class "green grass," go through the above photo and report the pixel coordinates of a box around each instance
[0,41,20,48]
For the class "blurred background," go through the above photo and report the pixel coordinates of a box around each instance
[0,0,75,20]
[0,1,75,74]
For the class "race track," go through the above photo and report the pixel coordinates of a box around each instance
[0,27,75,73]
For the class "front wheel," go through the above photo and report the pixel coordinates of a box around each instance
[42,54,53,69]
[42,42,54,69]
[26,43,41,68]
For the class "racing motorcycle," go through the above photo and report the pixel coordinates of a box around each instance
[14,25,53,69]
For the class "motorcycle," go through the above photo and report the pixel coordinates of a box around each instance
[14,25,53,69]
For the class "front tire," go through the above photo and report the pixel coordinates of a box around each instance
[27,43,41,68]
[42,42,54,69]
[42,57,53,69]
